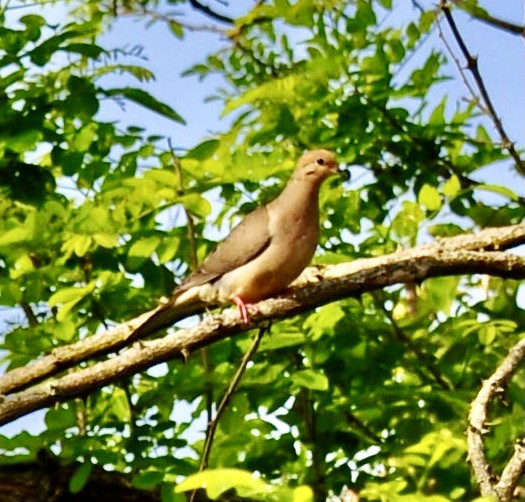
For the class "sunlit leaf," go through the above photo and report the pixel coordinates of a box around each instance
[175,469,270,499]
[418,183,442,211]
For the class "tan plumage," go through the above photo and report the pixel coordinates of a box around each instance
[133,149,343,337]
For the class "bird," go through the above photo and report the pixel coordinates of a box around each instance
[132,149,345,339]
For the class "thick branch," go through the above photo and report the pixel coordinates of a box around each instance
[467,337,525,501]
[0,458,160,502]
[0,225,523,401]
[0,226,524,425]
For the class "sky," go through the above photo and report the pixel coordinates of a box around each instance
[1,0,523,436]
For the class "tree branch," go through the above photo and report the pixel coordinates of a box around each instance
[451,0,525,38]
[0,243,525,425]
[0,226,523,425]
[382,299,454,391]
[0,457,160,502]
[197,326,266,472]
[467,337,525,501]
[439,1,525,176]
[188,0,234,25]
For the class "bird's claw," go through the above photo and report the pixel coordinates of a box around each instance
[232,295,259,324]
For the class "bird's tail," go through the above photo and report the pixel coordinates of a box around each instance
[130,298,207,341]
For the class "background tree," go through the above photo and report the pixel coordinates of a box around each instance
[0,1,523,501]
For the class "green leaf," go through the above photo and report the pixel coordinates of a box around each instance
[428,223,465,238]
[94,64,155,82]
[160,484,186,502]
[292,486,314,502]
[72,235,93,257]
[93,233,118,248]
[185,139,220,161]
[71,123,98,151]
[429,97,447,125]
[419,10,435,32]
[0,226,33,246]
[54,320,77,342]
[442,174,460,197]
[5,129,42,153]
[64,76,99,119]
[28,30,82,66]
[69,463,93,493]
[144,169,180,187]
[476,184,518,201]
[223,74,301,115]
[475,124,491,143]
[156,237,179,264]
[169,20,184,39]
[418,184,442,211]
[45,406,76,430]
[259,332,306,351]
[62,43,106,59]
[420,276,460,315]
[291,369,329,391]
[391,201,425,243]
[180,193,212,218]
[19,14,45,28]
[128,236,161,259]
[285,0,316,28]
[356,0,377,27]
[48,284,94,308]
[175,469,270,499]
[103,87,186,124]
[133,470,165,490]
[478,325,497,346]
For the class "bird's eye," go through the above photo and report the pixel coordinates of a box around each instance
[316,157,325,165]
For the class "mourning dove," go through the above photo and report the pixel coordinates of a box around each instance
[133,149,345,338]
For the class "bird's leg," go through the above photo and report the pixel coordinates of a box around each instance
[232,295,259,323]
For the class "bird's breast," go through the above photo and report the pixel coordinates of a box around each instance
[215,210,319,303]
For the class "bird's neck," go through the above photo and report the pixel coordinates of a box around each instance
[271,175,323,222]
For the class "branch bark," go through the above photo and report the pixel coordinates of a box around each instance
[467,337,525,501]
[0,458,160,502]
[0,225,524,426]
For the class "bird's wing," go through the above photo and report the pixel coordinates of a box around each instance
[175,205,271,294]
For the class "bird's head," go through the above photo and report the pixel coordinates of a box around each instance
[296,149,348,181]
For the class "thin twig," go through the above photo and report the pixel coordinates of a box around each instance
[168,139,199,272]
[434,10,480,107]
[188,0,234,25]
[189,326,267,502]
[439,1,525,176]
[20,301,38,328]
[198,326,266,471]
[119,5,228,34]
[380,294,454,391]
[451,0,525,38]
[343,409,382,444]
[467,337,525,500]
[169,139,214,428]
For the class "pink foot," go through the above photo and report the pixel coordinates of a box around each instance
[232,296,259,323]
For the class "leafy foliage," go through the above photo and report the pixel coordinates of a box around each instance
[0,1,523,501]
